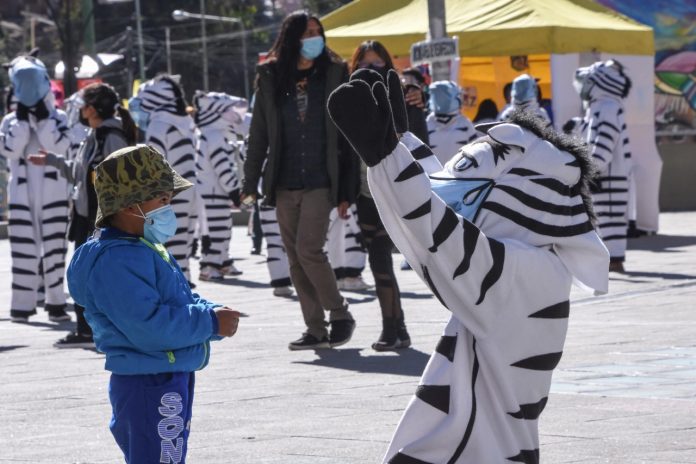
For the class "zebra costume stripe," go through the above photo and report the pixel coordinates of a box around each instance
[575,60,632,263]
[1,92,71,316]
[327,78,608,463]
[135,76,198,279]
[193,91,247,272]
[326,204,366,280]
[259,205,292,288]
[426,113,478,166]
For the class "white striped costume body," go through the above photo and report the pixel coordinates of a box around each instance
[575,61,633,262]
[145,112,198,278]
[369,123,608,464]
[194,92,248,271]
[426,113,478,166]
[0,96,71,314]
[259,205,291,288]
[326,204,366,279]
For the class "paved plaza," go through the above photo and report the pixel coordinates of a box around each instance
[1,212,696,463]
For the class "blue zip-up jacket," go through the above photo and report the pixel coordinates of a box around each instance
[67,227,221,375]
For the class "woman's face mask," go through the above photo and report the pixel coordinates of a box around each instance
[134,204,178,244]
[300,36,325,60]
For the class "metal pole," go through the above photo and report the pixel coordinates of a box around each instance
[240,23,249,100]
[30,17,35,49]
[165,26,172,74]
[82,0,95,55]
[427,0,449,81]
[200,0,209,91]
[125,27,134,96]
[135,0,145,80]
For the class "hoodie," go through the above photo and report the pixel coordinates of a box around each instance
[67,227,221,375]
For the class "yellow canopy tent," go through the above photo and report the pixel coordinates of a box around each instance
[323,0,662,233]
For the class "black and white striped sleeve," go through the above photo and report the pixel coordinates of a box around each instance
[586,104,620,172]
[35,111,71,154]
[0,114,30,161]
[367,142,512,336]
[208,131,239,193]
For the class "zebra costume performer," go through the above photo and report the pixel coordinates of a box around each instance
[0,54,71,322]
[574,60,633,272]
[426,81,478,165]
[129,75,198,280]
[193,91,247,280]
[326,204,367,287]
[327,73,609,464]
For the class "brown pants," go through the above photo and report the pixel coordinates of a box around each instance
[275,188,352,339]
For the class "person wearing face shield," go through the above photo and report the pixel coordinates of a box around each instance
[242,10,357,350]
[192,91,248,281]
[66,144,241,463]
[498,74,551,125]
[426,80,479,165]
[27,82,137,347]
[0,52,72,323]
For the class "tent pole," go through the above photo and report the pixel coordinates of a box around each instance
[427,0,449,81]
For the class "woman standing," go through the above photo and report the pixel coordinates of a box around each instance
[348,40,414,350]
[242,10,356,350]
[29,83,137,347]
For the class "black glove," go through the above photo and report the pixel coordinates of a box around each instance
[16,103,29,121]
[328,79,398,168]
[386,69,409,134]
[229,188,241,207]
[30,99,50,121]
[350,68,384,87]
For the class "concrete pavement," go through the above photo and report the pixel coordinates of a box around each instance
[1,212,695,463]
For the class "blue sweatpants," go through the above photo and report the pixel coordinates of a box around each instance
[109,372,195,464]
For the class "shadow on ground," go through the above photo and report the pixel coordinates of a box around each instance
[293,347,430,376]
[0,345,28,353]
[628,234,696,252]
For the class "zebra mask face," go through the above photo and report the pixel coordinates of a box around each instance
[429,114,609,294]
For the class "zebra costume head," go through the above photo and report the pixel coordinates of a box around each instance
[432,110,608,293]
[5,50,50,108]
[574,59,631,102]
[132,74,187,116]
[192,91,248,131]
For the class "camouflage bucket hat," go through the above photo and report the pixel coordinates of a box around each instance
[94,144,193,228]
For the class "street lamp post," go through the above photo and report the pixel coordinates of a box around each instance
[172,9,249,99]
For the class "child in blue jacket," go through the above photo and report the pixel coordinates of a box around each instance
[67,144,240,463]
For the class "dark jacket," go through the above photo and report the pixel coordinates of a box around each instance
[243,56,353,207]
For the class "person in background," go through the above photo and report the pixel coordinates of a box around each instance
[426,80,478,165]
[242,10,356,351]
[28,82,137,347]
[67,145,240,463]
[496,81,513,120]
[498,74,551,123]
[473,98,499,124]
[349,42,413,350]
[0,51,72,323]
[400,66,430,145]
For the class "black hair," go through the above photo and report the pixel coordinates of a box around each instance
[503,82,512,103]
[82,83,137,145]
[402,67,425,86]
[473,98,499,123]
[505,109,597,223]
[267,10,335,103]
[349,40,395,73]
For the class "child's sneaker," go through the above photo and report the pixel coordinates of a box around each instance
[273,286,294,297]
[199,267,224,282]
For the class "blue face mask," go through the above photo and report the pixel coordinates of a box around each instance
[430,177,494,222]
[128,96,150,131]
[300,36,325,60]
[139,205,178,244]
[11,62,50,107]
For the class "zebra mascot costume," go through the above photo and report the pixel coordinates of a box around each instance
[499,74,551,124]
[574,60,632,272]
[326,204,368,290]
[426,81,478,165]
[129,75,198,280]
[0,53,71,322]
[328,70,609,464]
[193,91,247,280]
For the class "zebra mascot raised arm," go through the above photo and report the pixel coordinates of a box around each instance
[1,52,71,323]
[574,60,633,273]
[128,75,198,281]
[193,91,248,281]
[328,71,609,464]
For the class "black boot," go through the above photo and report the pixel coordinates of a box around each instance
[396,315,411,348]
[372,317,399,351]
